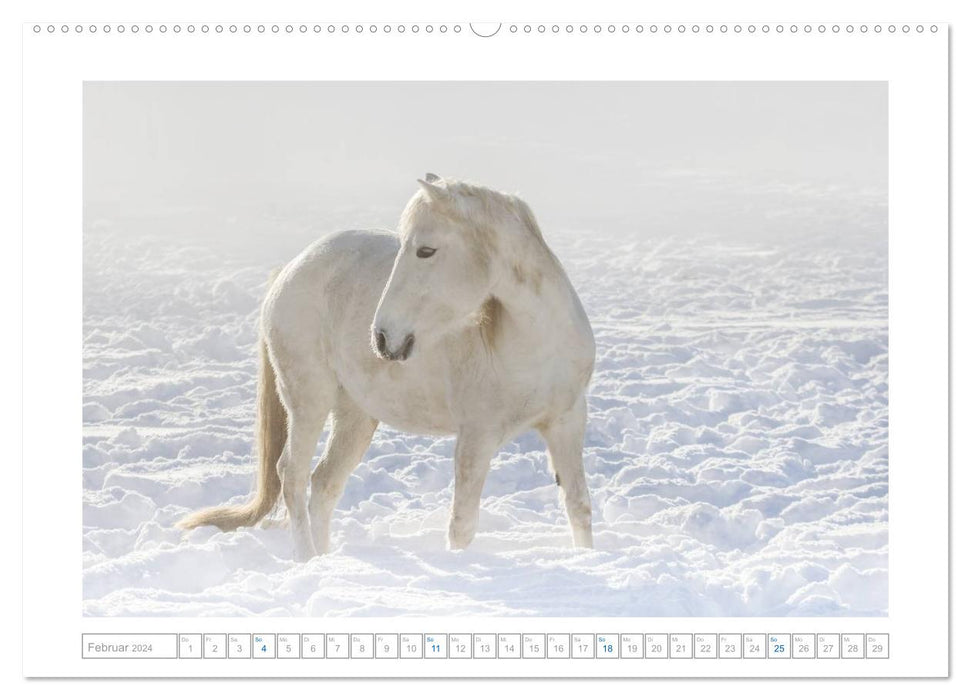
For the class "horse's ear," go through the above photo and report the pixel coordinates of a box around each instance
[417,177,447,200]
[424,172,441,183]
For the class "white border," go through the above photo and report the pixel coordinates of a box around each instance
[22,23,947,678]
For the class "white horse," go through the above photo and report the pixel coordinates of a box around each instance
[179,175,596,560]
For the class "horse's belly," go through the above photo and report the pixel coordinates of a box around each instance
[334,354,459,436]
[370,404,457,436]
[362,386,457,435]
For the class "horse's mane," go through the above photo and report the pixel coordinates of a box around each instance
[401,177,552,254]
[437,179,547,242]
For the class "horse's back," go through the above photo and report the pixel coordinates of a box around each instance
[291,228,399,276]
[276,227,397,293]
[262,229,399,359]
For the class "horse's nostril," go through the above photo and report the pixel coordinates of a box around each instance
[374,329,388,355]
[401,333,415,360]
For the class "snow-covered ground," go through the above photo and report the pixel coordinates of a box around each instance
[82,173,888,617]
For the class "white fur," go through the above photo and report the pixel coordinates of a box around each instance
[201,177,595,560]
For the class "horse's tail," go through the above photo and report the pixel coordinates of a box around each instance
[178,333,288,532]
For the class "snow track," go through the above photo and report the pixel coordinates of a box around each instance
[83,180,888,617]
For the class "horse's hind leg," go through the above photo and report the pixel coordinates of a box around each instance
[540,398,593,548]
[274,367,335,562]
[309,390,378,554]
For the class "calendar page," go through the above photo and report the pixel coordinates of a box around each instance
[20,9,948,680]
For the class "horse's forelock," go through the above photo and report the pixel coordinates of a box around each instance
[401,184,494,246]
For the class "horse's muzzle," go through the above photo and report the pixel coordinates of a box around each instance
[373,328,415,362]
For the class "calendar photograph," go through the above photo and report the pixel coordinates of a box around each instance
[82,81,888,618]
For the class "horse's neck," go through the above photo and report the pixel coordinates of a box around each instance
[491,245,583,346]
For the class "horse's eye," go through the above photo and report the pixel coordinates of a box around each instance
[417,246,437,259]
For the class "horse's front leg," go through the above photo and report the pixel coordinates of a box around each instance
[540,398,593,548]
[448,429,501,550]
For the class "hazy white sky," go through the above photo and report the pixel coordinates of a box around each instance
[84,81,886,224]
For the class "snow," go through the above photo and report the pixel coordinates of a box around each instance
[82,173,888,617]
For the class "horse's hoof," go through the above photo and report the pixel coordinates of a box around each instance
[572,531,594,549]
[311,533,331,556]
[448,527,475,550]
[293,545,318,562]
